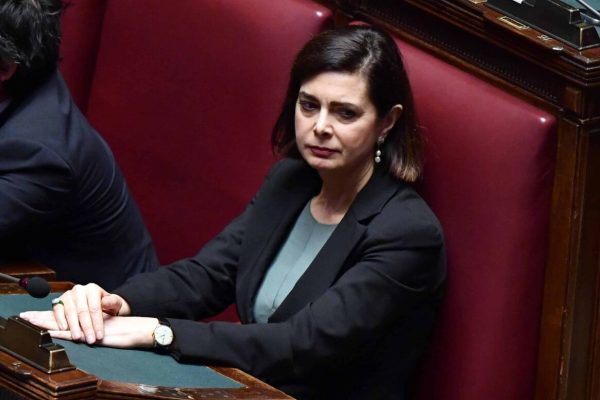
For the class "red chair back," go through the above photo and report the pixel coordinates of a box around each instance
[59,0,107,111]
[84,0,332,264]
[397,38,556,400]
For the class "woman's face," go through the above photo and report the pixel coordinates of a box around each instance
[294,71,385,178]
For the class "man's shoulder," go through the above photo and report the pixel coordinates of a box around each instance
[1,73,69,138]
[0,72,105,163]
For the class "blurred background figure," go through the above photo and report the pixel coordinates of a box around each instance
[0,0,158,289]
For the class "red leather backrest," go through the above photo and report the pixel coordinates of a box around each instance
[85,0,332,264]
[59,0,107,112]
[396,39,557,400]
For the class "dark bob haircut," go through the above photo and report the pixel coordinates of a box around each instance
[0,0,64,98]
[271,25,422,182]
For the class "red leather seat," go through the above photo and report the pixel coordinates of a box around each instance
[84,0,331,265]
[396,38,556,400]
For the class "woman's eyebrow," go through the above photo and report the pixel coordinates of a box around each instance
[298,91,361,110]
[330,100,359,109]
[298,91,317,101]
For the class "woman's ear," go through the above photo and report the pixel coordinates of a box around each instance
[380,104,404,139]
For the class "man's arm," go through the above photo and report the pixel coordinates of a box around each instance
[0,138,72,238]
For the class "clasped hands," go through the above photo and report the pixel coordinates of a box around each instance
[19,283,158,349]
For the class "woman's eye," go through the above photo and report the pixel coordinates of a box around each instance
[338,109,357,120]
[299,101,318,112]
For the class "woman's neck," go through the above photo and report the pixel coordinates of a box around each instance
[311,163,374,224]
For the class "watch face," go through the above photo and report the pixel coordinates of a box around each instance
[154,324,174,347]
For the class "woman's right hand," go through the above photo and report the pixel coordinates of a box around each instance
[20,283,131,344]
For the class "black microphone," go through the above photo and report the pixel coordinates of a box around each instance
[0,272,50,298]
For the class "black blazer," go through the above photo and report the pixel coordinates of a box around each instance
[115,159,446,399]
[0,71,158,289]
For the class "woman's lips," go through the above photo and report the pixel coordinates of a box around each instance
[308,146,337,158]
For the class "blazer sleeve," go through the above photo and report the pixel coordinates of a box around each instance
[116,189,445,383]
[0,139,72,239]
[172,225,443,381]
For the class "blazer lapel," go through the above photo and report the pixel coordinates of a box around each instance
[238,163,321,322]
[268,214,365,322]
[269,167,403,322]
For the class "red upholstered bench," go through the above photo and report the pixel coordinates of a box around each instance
[59,0,332,321]
[88,0,331,267]
[397,38,556,400]
[59,1,556,397]
[330,19,555,398]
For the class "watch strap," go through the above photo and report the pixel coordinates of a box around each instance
[158,317,171,327]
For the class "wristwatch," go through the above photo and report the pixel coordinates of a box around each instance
[152,318,174,351]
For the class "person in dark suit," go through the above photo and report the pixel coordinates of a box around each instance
[21,26,446,399]
[0,0,158,289]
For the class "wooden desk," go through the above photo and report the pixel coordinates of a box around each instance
[0,284,292,399]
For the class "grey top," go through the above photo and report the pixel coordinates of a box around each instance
[253,201,337,323]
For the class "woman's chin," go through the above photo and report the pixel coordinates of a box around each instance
[305,158,339,172]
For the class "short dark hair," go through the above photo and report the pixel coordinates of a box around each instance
[271,25,422,182]
[0,0,65,98]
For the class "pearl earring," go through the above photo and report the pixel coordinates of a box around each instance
[375,136,384,164]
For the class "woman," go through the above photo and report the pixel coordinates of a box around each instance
[21,25,446,399]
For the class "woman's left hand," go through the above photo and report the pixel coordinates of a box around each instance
[20,311,158,349]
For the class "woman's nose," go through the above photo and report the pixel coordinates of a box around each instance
[313,110,332,136]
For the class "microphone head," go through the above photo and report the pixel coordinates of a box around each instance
[23,276,50,298]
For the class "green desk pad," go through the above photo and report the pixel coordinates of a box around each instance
[562,0,600,10]
[0,294,242,389]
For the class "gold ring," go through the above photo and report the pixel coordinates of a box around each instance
[51,298,64,308]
